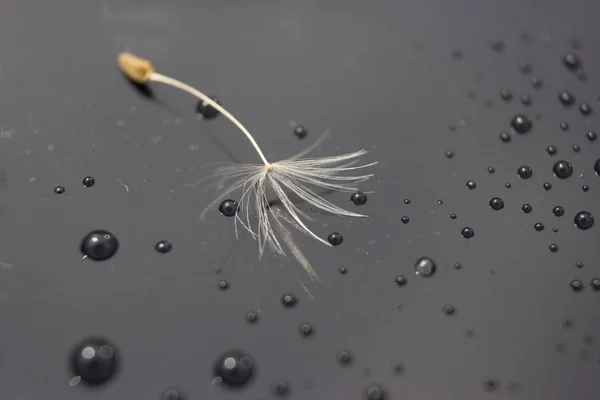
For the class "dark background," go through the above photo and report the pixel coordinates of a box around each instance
[0,0,599,399]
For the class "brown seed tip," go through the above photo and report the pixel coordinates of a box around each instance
[117,52,154,83]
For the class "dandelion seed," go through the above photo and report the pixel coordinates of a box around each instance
[117,52,377,280]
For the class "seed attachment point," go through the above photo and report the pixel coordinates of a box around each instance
[117,52,154,83]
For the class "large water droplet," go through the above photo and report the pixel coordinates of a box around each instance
[489,197,504,210]
[213,350,255,388]
[522,204,532,213]
[219,199,239,217]
[517,165,533,179]
[80,230,119,261]
[414,257,436,277]
[574,211,594,230]
[558,91,575,106]
[70,337,119,386]
[293,125,308,139]
[327,232,343,246]
[351,192,368,205]
[579,103,592,116]
[196,96,220,119]
[83,176,95,187]
[563,53,581,70]
[595,158,600,176]
[553,206,565,217]
[461,227,475,238]
[553,161,573,179]
[511,114,532,134]
[155,240,173,254]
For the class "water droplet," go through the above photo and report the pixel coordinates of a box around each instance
[414,256,436,277]
[517,165,533,179]
[450,213,457,219]
[590,278,600,291]
[400,216,409,224]
[483,376,500,392]
[70,337,119,386]
[522,204,532,213]
[553,228,559,233]
[487,166,495,173]
[499,89,512,101]
[454,263,462,270]
[281,293,298,308]
[466,180,476,189]
[595,158,600,176]
[83,176,95,187]
[576,70,588,81]
[443,304,455,315]
[519,63,532,74]
[298,323,314,337]
[499,131,511,143]
[582,184,589,192]
[196,96,220,119]
[350,192,368,206]
[560,121,570,131]
[54,185,65,194]
[534,223,545,231]
[339,267,348,274]
[395,275,407,286]
[511,114,532,134]
[570,279,584,292]
[489,40,505,52]
[391,363,405,375]
[489,197,504,210]
[576,261,584,268]
[293,125,308,139]
[217,280,229,290]
[562,319,573,328]
[451,49,463,59]
[549,244,559,253]
[437,200,444,205]
[574,211,594,230]
[327,232,343,246]
[579,103,592,116]
[219,199,239,217]
[461,227,475,238]
[553,160,573,179]
[547,145,557,156]
[213,268,222,275]
[155,240,173,254]
[445,150,454,158]
[543,182,552,191]
[270,379,290,397]
[213,350,255,388]
[556,343,566,353]
[245,311,259,324]
[573,144,581,152]
[530,76,543,88]
[586,131,597,141]
[553,206,565,217]
[363,384,387,400]
[558,91,576,106]
[336,350,354,366]
[563,53,581,70]
[80,230,119,261]
[162,388,185,400]
[520,94,532,106]
[505,183,512,189]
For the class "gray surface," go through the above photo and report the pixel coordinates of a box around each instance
[0,0,599,399]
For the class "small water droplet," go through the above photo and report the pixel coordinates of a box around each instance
[54,185,65,194]
[487,166,495,173]
[155,240,173,253]
[590,278,600,291]
[553,228,559,233]
[582,185,589,192]
[293,125,308,139]
[443,304,455,315]
[530,76,543,88]
[336,350,354,366]
[196,96,220,119]
[219,199,239,217]
[350,192,368,206]
[245,311,259,324]
[213,350,255,388]
[543,182,552,191]
[519,63,532,74]
[404,198,411,204]
[83,176,95,187]
[586,131,597,141]
[483,376,500,392]
[579,103,592,116]
[298,323,314,337]
[505,182,512,188]
[395,275,407,286]
[70,337,119,386]
[489,40,505,52]
[339,267,348,274]
[218,280,229,290]
[549,244,559,253]
[517,165,533,179]
[562,319,573,328]
[466,180,476,189]
[534,223,545,231]
[363,384,387,400]
[520,94,532,106]
[560,121,570,131]
[270,379,290,397]
[574,211,594,230]
[400,216,409,224]
[391,363,405,375]
[553,206,565,217]
[563,53,581,70]
[445,150,454,158]
[489,197,504,210]
[576,70,588,81]
[80,230,119,261]
[499,131,511,143]
[451,49,463,59]
[499,89,512,101]
[437,200,444,205]
[595,158,600,175]
[461,227,475,238]
[547,145,557,156]
[573,144,581,152]
[414,256,436,277]
[327,232,343,246]
[570,279,584,292]
[553,160,573,179]
[575,261,584,268]
[454,263,462,270]
[162,388,185,400]
[558,91,576,106]
[281,293,298,308]
[511,114,532,134]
